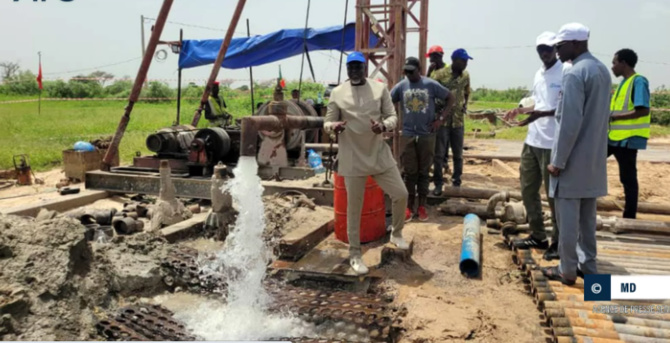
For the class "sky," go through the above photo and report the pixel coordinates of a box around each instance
[1,0,669,90]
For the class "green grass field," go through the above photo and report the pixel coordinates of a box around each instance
[2,97,669,171]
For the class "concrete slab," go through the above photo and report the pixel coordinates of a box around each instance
[2,190,109,217]
[160,212,208,243]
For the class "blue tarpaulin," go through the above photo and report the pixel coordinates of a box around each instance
[178,22,378,70]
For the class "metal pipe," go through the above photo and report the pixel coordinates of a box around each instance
[486,191,509,216]
[553,327,620,340]
[439,199,491,218]
[548,308,670,323]
[555,337,624,343]
[438,186,670,216]
[518,246,670,261]
[600,216,670,235]
[459,214,481,277]
[553,314,670,331]
[554,319,670,339]
[176,28,183,125]
[102,0,174,170]
[543,300,670,310]
[191,0,247,127]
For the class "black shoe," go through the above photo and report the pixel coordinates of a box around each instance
[543,243,560,261]
[577,269,585,279]
[452,182,461,188]
[432,187,443,196]
[512,235,549,250]
[542,266,576,286]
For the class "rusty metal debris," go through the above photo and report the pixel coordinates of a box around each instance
[161,246,227,294]
[266,284,398,342]
[159,247,402,342]
[96,303,197,341]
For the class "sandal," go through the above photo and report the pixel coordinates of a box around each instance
[541,266,576,286]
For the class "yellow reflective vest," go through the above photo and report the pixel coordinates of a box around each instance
[609,74,650,141]
[208,96,225,116]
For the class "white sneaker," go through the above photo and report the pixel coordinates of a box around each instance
[390,235,410,250]
[350,256,369,275]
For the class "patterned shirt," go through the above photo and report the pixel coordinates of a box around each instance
[430,66,471,128]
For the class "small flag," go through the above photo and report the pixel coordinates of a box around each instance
[36,62,43,90]
[278,65,286,89]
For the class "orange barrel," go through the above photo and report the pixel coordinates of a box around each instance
[333,172,386,243]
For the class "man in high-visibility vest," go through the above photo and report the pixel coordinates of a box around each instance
[204,81,231,126]
[609,49,651,219]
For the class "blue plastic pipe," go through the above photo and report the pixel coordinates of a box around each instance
[460,214,482,277]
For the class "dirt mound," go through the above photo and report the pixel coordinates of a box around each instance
[0,214,170,340]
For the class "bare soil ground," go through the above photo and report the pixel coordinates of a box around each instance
[383,215,543,343]
[2,149,670,342]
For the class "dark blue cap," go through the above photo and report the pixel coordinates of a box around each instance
[346,51,366,64]
[451,48,473,61]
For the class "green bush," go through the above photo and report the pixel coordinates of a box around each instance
[1,71,40,96]
[44,80,71,98]
[141,81,174,103]
[67,79,104,98]
[470,87,529,103]
[105,79,133,98]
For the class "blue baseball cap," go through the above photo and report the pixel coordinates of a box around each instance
[346,51,366,64]
[451,48,473,61]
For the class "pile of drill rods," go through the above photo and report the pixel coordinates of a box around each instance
[507,234,670,343]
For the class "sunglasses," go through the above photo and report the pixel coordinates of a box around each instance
[537,45,554,53]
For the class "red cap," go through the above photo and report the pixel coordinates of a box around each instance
[425,45,444,57]
[213,81,220,86]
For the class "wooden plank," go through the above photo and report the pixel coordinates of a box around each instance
[276,219,335,261]
[160,212,208,243]
[3,190,109,217]
[272,231,413,281]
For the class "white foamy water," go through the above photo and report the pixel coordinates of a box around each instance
[177,157,314,340]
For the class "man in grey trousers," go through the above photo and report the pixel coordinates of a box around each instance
[325,52,410,276]
[542,23,612,285]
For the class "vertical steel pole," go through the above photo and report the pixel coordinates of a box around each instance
[176,28,183,125]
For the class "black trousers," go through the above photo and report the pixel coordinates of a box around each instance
[607,145,638,219]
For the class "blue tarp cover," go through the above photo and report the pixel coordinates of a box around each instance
[178,22,378,70]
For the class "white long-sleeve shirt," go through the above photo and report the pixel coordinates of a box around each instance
[324,79,398,177]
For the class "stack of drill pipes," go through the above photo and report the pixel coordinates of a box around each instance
[548,299,670,342]
[545,307,670,324]
[512,248,543,267]
[551,311,670,331]
[555,337,624,343]
[552,319,670,342]
[516,248,670,275]
[597,231,670,246]
[516,247,670,269]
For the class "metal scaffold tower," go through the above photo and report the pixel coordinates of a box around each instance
[355,0,429,158]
